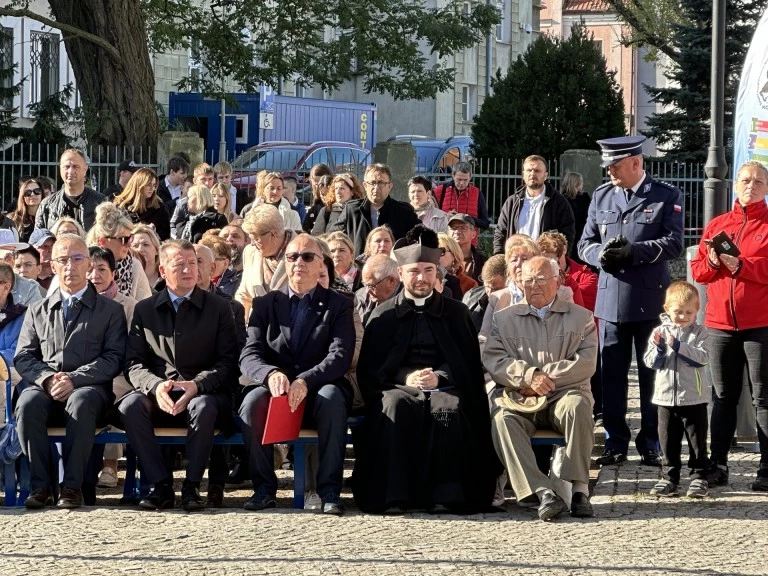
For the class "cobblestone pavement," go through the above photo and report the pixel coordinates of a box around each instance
[1,371,766,576]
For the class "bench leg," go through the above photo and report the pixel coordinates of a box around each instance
[293,443,306,510]
[122,444,138,502]
[3,460,16,506]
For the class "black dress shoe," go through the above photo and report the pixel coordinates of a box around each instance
[25,488,53,509]
[57,487,83,509]
[181,480,205,512]
[206,483,224,508]
[596,449,627,466]
[707,464,729,486]
[570,491,594,518]
[322,495,345,516]
[640,450,663,467]
[751,476,768,492]
[243,490,276,511]
[139,484,176,510]
[538,490,567,522]
[82,482,97,506]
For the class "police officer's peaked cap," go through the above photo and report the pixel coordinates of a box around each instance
[597,135,647,168]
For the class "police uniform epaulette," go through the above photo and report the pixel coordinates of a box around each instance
[595,181,613,192]
[654,180,678,191]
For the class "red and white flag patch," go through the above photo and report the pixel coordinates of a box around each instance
[673,204,682,212]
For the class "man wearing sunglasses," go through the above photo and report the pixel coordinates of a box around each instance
[238,233,355,515]
[35,149,106,232]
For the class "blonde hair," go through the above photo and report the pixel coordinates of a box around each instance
[86,203,134,245]
[114,167,160,213]
[257,172,284,201]
[193,162,214,178]
[324,231,355,255]
[504,234,540,262]
[131,223,162,267]
[210,182,234,221]
[241,203,285,237]
[665,280,700,307]
[364,225,395,256]
[438,232,463,269]
[187,185,214,212]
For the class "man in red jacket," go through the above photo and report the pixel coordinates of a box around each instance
[434,162,491,246]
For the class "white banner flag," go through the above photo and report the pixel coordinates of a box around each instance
[733,9,768,171]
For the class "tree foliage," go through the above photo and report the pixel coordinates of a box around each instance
[471,25,626,160]
[638,0,767,162]
[604,0,689,62]
[0,0,499,146]
[0,27,24,146]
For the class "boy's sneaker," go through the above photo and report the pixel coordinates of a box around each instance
[650,479,678,497]
[706,464,729,486]
[97,467,118,488]
[304,490,322,510]
[686,479,709,498]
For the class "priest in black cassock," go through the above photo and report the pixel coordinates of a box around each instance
[353,225,499,513]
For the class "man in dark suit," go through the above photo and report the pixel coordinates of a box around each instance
[15,234,127,509]
[157,155,190,215]
[330,163,420,256]
[578,136,684,467]
[120,239,239,511]
[238,233,355,514]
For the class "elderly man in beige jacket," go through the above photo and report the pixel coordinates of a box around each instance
[483,255,597,522]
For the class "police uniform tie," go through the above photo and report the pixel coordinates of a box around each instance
[624,187,633,202]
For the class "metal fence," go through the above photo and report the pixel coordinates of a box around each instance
[0,145,710,247]
[425,158,710,248]
[0,145,160,211]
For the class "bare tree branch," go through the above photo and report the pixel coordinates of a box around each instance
[0,6,121,60]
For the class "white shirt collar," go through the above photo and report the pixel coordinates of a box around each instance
[60,284,88,302]
[625,171,647,194]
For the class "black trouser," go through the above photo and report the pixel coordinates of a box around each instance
[239,384,348,499]
[708,327,768,477]
[600,319,659,454]
[16,385,111,491]
[118,391,230,485]
[658,404,710,484]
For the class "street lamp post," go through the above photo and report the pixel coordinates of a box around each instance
[703,0,729,224]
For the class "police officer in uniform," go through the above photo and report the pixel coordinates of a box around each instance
[578,136,683,466]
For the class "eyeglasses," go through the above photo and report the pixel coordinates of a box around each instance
[364,180,391,188]
[520,275,556,287]
[52,254,88,266]
[105,235,133,245]
[285,252,321,263]
[363,277,388,291]
[439,247,446,256]
[23,188,43,197]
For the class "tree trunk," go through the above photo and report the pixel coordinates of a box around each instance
[48,0,158,148]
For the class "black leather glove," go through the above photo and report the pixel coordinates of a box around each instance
[599,236,632,273]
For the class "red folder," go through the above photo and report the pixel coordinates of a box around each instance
[261,395,306,444]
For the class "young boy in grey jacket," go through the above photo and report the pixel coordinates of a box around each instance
[643,280,712,498]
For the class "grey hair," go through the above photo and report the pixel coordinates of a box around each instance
[453,161,472,175]
[736,161,768,182]
[159,238,195,266]
[522,255,560,278]
[53,233,88,255]
[364,253,399,281]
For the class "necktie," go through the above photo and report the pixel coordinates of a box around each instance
[290,294,310,350]
[63,297,78,322]
[173,296,187,312]
[624,188,633,202]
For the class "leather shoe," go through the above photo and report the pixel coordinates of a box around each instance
[640,450,663,467]
[570,491,594,518]
[57,487,83,509]
[25,488,53,509]
[707,464,729,486]
[596,449,627,466]
[537,489,567,522]
[206,483,224,508]
[139,484,176,510]
[322,495,345,516]
[243,490,276,511]
[181,480,205,512]
[751,476,768,492]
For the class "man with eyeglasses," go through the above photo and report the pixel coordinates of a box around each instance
[330,163,420,256]
[14,234,127,509]
[35,149,106,232]
[483,255,597,521]
[238,233,355,515]
[433,161,490,247]
[353,254,400,326]
[119,239,239,511]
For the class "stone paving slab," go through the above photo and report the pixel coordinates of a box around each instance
[1,369,766,576]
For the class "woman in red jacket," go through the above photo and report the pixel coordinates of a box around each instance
[690,160,768,492]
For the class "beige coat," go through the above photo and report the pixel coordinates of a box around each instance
[234,230,297,321]
[482,297,597,409]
